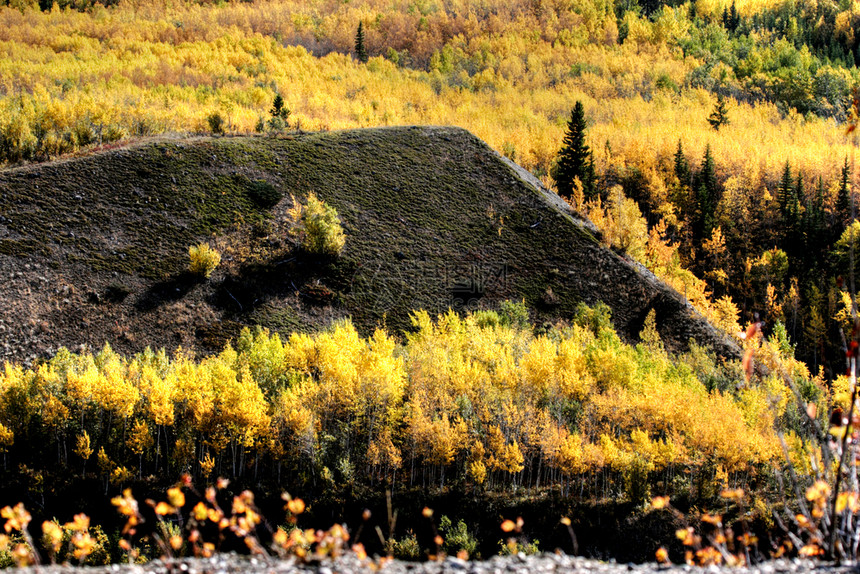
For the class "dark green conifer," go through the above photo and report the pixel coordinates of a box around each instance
[355,22,368,63]
[803,176,827,263]
[552,101,596,200]
[837,156,851,225]
[727,0,740,31]
[790,172,803,245]
[777,160,793,218]
[707,95,730,130]
[694,145,719,243]
[270,94,289,120]
[793,172,804,213]
[267,93,290,131]
[674,139,690,187]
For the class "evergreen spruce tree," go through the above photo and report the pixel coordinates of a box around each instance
[816,176,825,218]
[270,94,288,119]
[640,0,661,17]
[793,173,804,215]
[707,95,730,130]
[355,22,368,63]
[727,0,740,32]
[785,172,804,255]
[267,94,290,131]
[837,156,851,226]
[694,145,719,245]
[777,160,793,218]
[794,173,804,209]
[674,139,690,187]
[552,101,596,200]
[804,177,827,265]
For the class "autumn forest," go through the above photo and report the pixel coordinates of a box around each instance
[3,0,860,565]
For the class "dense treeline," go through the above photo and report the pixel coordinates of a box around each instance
[0,305,812,503]
[585,130,860,378]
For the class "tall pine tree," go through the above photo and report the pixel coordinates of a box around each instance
[802,177,827,271]
[552,101,596,200]
[777,160,794,218]
[794,172,804,220]
[355,22,368,63]
[707,95,730,130]
[837,156,851,227]
[674,139,690,186]
[722,0,740,32]
[784,172,804,257]
[693,145,719,246]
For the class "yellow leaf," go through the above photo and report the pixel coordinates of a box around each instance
[287,498,305,515]
[167,487,185,508]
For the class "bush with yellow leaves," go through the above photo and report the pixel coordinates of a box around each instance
[0,304,793,506]
[188,243,221,278]
[297,192,346,257]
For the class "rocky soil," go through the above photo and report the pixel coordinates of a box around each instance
[0,128,739,366]
[9,554,857,574]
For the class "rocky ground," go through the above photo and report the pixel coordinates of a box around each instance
[0,128,739,367]
[8,554,859,574]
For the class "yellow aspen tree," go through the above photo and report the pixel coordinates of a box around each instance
[75,431,93,475]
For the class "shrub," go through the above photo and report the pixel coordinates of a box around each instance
[499,538,540,555]
[472,310,501,329]
[439,516,478,558]
[188,243,221,277]
[301,192,345,256]
[622,454,652,505]
[384,532,421,560]
[573,301,613,335]
[498,299,530,329]
[267,116,286,132]
[206,112,225,135]
[247,179,282,208]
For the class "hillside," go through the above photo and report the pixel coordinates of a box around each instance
[0,126,737,364]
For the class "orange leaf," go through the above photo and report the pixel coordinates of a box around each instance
[287,498,305,515]
[167,487,185,508]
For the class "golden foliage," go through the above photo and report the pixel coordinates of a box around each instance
[188,243,221,278]
[0,0,848,195]
[300,193,346,256]
[0,305,788,495]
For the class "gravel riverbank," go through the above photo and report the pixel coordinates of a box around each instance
[9,554,860,574]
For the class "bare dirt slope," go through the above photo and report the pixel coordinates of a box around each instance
[0,126,737,364]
